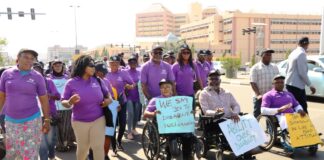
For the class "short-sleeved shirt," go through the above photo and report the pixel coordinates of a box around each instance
[141,60,175,97]
[250,62,279,96]
[106,70,134,102]
[172,63,201,96]
[102,77,113,96]
[125,68,140,102]
[62,76,108,122]
[0,67,47,119]
[146,95,167,112]
[195,60,211,88]
[261,89,299,114]
[45,77,60,117]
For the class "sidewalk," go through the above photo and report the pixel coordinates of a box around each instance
[221,72,250,86]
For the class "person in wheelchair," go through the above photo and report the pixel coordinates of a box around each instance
[144,79,195,160]
[261,74,307,154]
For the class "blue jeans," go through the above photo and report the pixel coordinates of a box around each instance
[39,125,57,160]
[126,101,141,133]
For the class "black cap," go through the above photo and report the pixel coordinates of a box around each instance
[159,79,173,86]
[143,53,150,59]
[152,44,163,51]
[109,55,121,62]
[198,50,207,56]
[95,62,108,75]
[162,53,170,59]
[204,50,212,55]
[128,55,137,62]
[18,49,38,58]
[33,62,43,69]
[260,48,275,56]
[180,44,190,50]
[272,74,285,81]
[208,70,224,77]
[298,37,309,45]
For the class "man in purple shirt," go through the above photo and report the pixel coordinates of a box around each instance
[141,45,175,100]
[205,50,213,66]
[195,50,211,88]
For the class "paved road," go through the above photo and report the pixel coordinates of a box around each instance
[56,83,324,160]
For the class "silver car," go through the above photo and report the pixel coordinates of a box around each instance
[277,55,324,98]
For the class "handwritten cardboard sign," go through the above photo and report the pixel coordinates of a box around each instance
[219,114,266,156]
[53,79,69,110]
[105,100,119,136]
[286,113,323,148]
[156,96,195,134]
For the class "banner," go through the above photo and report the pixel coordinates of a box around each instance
[286,113,323,148]
[105,100,119,136]
[52,78,69,110]
[219,114,266,156]
[155,96,195,134]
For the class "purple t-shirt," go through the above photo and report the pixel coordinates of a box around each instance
[46,77,60,117]
[62,76,108,122]
[146,95,167,112]
[125,68,140,102]
[106,70,134,103]
[102,77,113,97]
[195,60,211,88]
[0,67,47,119]
[172,63,201,96]
[261,89,300,114]
[141,60,175,97]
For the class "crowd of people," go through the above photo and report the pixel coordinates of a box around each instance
[0,36,318,160]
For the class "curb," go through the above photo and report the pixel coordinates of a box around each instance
[221,80,250,86]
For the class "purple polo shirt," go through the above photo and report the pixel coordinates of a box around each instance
[261,89,300,114]
[102,77,113,96]
[146,95,167,112]
[125,68,140,102]
[0,67,47,119]
[62,76,108,122]
[46,78,60,117]
[195,60,211,87]
[141,60,175,97]
[106,70,134,102]
[172,63,201,96]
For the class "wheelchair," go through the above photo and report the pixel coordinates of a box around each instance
[141,118,197,160]
[257,115,321,156]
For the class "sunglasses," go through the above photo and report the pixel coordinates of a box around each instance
[209,77,221,81]
[181,51,191,55]
[153,51,163,55]
[88,63,95,68]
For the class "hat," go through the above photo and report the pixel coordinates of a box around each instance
[95,62,108,74]
[204,50,212,56]
[162,53,170,59]
[143,53,150,59]
[152,44,163,51]
[198,50,207,56]
[260,48,275,56]
[18,49,38,58]
[128,55,137,62]
[208,70,223,77]
[272,74,285,81]
[298,37,309,45]
[159,79,173,86]
[33,62,43,69]
[109,55,121,62]
[52,60,63,65]
[180,44,190,50]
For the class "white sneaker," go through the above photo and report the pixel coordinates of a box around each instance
[127,133,134,140]
[132,129,140,135]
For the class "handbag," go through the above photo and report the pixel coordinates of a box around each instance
[96,78,114,127]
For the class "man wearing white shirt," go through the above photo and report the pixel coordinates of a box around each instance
[285,37,316,113]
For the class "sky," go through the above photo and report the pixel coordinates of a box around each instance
[1,0,324,60]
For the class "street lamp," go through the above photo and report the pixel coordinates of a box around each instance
[70,5,80,54]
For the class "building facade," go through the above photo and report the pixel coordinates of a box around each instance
[47,45,88,62]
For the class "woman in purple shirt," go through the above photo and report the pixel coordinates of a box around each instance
[172,44,203,110]
[61,55,112,160]
[125,55,141,140]
[0,49,51,160]
[33,62,61,160]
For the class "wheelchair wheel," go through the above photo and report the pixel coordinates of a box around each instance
[308,145,318,156]
[142,121,160,160]
[257,115,277,151]
[195,137,208,159]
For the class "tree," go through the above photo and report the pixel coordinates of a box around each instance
[219,55,241,78]
[94,50,99,59]
[0,38,7,66]
[251,53,256,66]
[284,49,292,59]
[102,47,109,57]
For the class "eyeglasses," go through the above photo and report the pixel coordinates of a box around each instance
[88,63,95,68]
[153,51,163,55]
[181,51,191,55]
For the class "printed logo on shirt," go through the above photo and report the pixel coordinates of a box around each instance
[204,67,209,71]
[117,76,123,81]
[26,78,36,84]
[91,82,99,88]
[161,69,167,75]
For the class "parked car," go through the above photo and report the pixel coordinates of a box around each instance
[277,55,324,98]
[211,61,226,74]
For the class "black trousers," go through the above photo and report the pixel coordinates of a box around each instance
[111,102,127,150]
[286,85,308,113]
